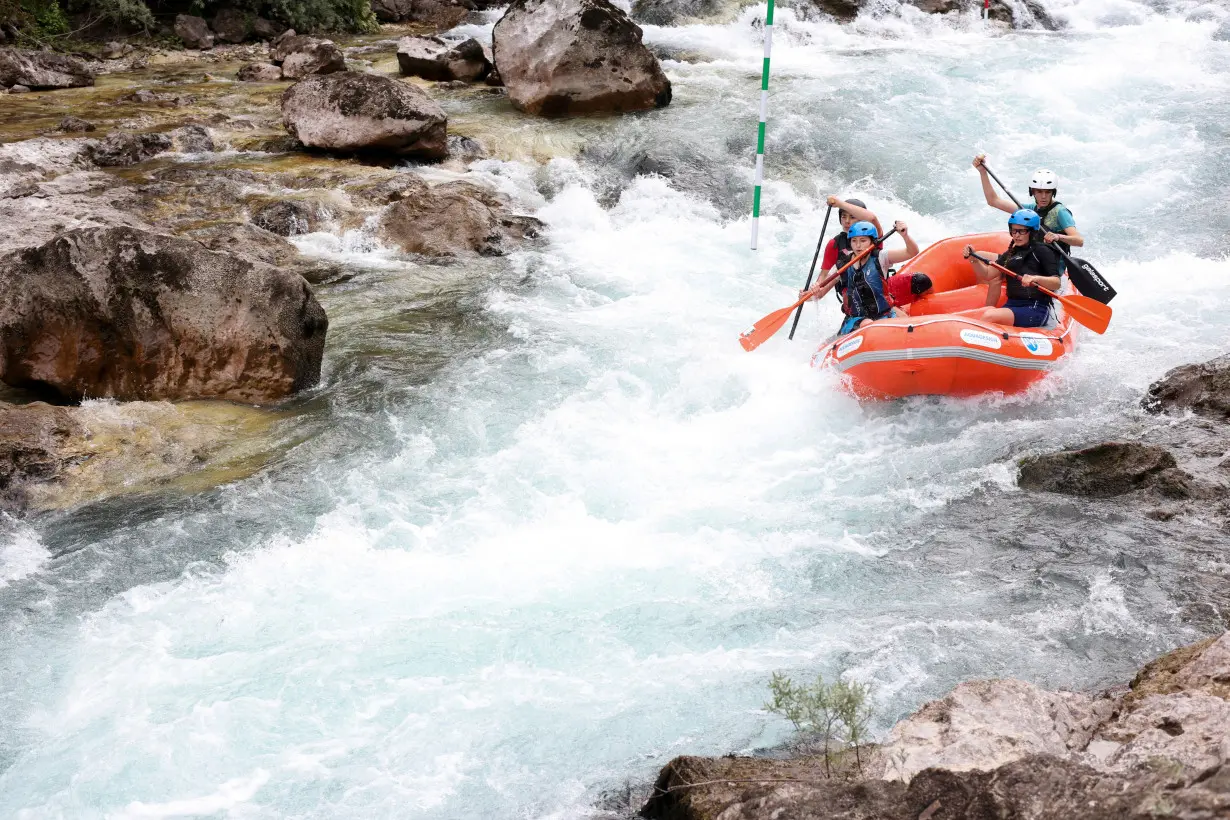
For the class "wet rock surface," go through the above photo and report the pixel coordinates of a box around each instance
[1017,441,1185,498]
[0,227,327,404]
[397,35,492,82]
[377,180,541,256]
[0,48,94,90]
[641,634,1230,820]
[281,71,448,158]
[493,0,672,117]
[1143,354,1230,419]
[237,62,283,82]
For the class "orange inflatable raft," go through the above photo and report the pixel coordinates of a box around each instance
[814,232,1079,399]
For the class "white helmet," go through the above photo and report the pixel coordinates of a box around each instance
[1030,169,1058,190]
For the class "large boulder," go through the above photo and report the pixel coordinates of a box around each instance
[630,0,722,25]
[173,14,215,50]
[376,181,541,257]
[492,0,672,117]
[397,36,491,82]
[212,8,252,43]
[0,48,94,90]
[1142,354,1230,420]
[0,227,327,404]
[1017,441,1193,498]
[281,72,448,159]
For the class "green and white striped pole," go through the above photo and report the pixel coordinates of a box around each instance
[750,0,775,250]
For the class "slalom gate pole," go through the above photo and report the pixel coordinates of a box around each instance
[749,0,775,250]
[982,0,989,20]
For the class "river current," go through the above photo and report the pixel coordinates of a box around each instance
[2,0,1230,817]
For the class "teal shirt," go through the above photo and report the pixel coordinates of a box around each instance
[1029,199,1076,234]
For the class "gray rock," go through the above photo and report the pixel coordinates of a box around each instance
[169,124,215,153]
[252,17,282,40]
[1142,354,1230,420]
[0,48,94,90]
[397,35,491,82]
[0,227,327,404]
[277,38,346,79]
[0,401,84,512]
[371,0,474,30]
[631,0,722,25]
[281,72,448,159]
[101,41,130,60]
[377,181,540,256]
[174,14,215,49]
[250,199,324,236]
[8,84,30,93]
[236,62,283,82]
[56,116,96,133]
[493,0,671,117]
[89,131,173,167]
[1017,441,1187,498]
[212,8,251,43]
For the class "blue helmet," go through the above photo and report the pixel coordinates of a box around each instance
[847,221,879,240]
[1008,209,1041,230]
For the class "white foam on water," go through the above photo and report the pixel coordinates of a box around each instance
[0,520,49,587]
[3,2,1230,818]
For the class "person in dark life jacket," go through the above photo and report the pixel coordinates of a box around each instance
[972,155,1083,258]
[962,208,1061,328]
[819,196,882,300]
[802,219,920,336]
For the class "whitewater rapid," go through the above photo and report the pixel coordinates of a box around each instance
[3,1,1230,817]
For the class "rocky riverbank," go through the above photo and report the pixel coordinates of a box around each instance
[634,355,1230,819]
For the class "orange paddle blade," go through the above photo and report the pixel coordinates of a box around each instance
[1058,292,1112,335]
[739,298,807,352]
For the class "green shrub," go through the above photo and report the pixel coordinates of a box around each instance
[765,670,875,776]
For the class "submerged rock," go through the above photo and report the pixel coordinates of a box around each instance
[88,131,173,167]
[1143,354,1230,420]
[0,227,327,404]
[250,199,325,236]
[281,72,448,159]
[493,0,672,117]
[0,401,83,512]
[1017,441,1188,498]
[0,48,94,90]
[174,14,215,50]
[397,36,492,82]
[377,181,541,256]
[169,124,215,153]
[236,62,283,82]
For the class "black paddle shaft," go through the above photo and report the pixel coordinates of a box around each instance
[788,204,833,340]
[978,160,1117,305]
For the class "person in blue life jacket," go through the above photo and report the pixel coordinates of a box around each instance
[801,219,920,336]
[820,196,883,289]
[962,208,1061,328]
[972,154,1084,260]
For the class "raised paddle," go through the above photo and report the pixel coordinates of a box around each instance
[977,159,1117,305]
[971,252,1112,335]
[740,227,899,352]
[787,204,833,341]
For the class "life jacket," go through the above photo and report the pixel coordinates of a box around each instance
[998,240,1057,304]
[841,251,891,319]
[833,232,854,301]
[1032,200,1073,255]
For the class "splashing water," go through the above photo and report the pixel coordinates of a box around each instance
[2,1,1230,817]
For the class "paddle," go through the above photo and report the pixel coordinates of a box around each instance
[787,204,833,341]
[740,228,898,352]
[977,160,1117,305]
[971,252,1112,335]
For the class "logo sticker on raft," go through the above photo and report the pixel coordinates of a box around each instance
[959,329,1002,350]
[1019,332,1053,357]
[835,335,864,358]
